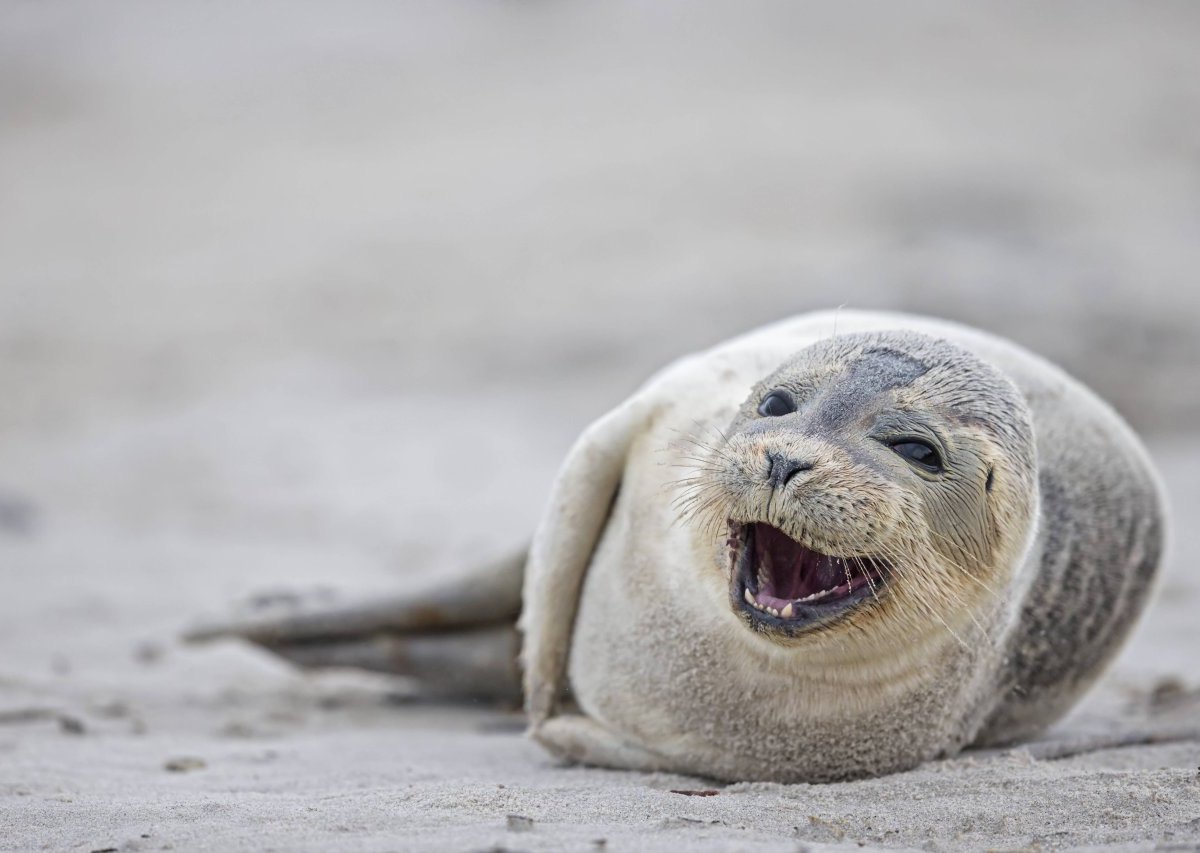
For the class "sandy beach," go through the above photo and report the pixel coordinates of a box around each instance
[2,3,1199,850]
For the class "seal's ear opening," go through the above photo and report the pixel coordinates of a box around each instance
[986,466,995,494]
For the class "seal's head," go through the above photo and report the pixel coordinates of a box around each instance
[680,330,1038,655]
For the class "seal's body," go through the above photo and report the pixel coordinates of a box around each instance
[524,311,1163,781]
[191,310,1165,782]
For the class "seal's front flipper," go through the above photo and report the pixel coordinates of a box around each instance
[184,549,526,646]
[534,714,671,773]
[521,400,647,726]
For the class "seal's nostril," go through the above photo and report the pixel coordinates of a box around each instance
[766,452,813,489]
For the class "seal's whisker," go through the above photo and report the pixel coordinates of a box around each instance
[909,539,998,645]
[666,424,739,465]
[852,554,881,602]
[673,489,730,534]
[870,538,970,648]
[919,529,1005,601]
[663,476,711,495]
[871,540,928,634]
[887,535,992,648]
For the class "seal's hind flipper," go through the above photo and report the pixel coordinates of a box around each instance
[184,550,525,701]
[265,624,522,702]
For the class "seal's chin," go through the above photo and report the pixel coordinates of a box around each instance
[727,521,888,634]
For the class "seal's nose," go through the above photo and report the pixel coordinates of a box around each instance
[766,452,813,489]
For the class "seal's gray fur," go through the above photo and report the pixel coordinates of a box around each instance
[523,310,1164,781]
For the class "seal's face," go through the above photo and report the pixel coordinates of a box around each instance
[678,330,1037,650]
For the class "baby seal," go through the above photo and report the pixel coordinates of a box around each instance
[188,310,1166,782]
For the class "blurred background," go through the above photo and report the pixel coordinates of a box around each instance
[2,0,1199,784]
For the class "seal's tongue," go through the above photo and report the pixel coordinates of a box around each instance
[751,523,857,600]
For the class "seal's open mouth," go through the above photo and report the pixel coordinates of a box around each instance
[728,521,888,632]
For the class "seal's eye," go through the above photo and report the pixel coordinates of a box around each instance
[757,391,796,418]
[890,440,943,473]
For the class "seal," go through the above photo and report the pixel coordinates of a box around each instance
[187,310,1166,782]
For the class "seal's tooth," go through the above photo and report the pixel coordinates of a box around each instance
[744,588,754,606]
[780,602,794,618]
